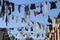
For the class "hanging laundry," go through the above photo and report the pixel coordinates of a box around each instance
[29,37,33,40]
[48,15,52,23]
[30,4,36,9]
[9,28,14,30]
[34,11,40,16]
[6,6,8,13]
[0,1,1,6]
[37,22,41,29]
[12,15,14,20]
[50,1,57,9]
[18,28,22,31]
[5,1,10,6]
[16,16,18,23]
[10,2,15,12]
[25,5,29,12]
[18,5,21,13]
[24,5,30,18]
[41,24,45,30]
[8,6,11,15]
[47,24,52,32]
[44,1,48,14]
[22,18,26,23]
[31,27,33,31]
[54,17,57,23]
[1,5,5,16]
[25,27,28,31]
[1,0,3,6]
[40,3,43,13]
[42,34,44,37]
[5,15,8,26]
[37,33,40,38]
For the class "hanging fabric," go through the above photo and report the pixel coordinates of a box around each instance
[47,24,52,32]
[25,5,29,12]
[16,16,18,23]
[30,4,36,9]
[40,3,43,13]
[5,15,8,26]
[48,15,52,23]
[0,1,1,6]
[5,1,10,6]
[1,0,3,6]
[31,27,33,31]
[8,6,11,15]
[44,1,48,14]
[25,27,28,31]
[34,11,40,16]
[18,5,21,13]
[12,15,14,20]
[24,5,30,18]
[50,1,57,9]
[22,18,26,23]
[10,2,15,12]
[54,17,57,23]
[29,38,33,40]
[37,22,41,29]
[6,5,8,13]
[1,4,5,16]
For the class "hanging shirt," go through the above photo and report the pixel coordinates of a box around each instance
[44,1,48,14]
[30,4,36,9]
[50,1,57,9]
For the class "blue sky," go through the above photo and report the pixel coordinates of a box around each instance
[0,0,60,39]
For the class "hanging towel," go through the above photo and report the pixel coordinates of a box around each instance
[18,5,21,13]
[50,1,57,9]
[10,2,15,12]
[40,3,43,13]
[44,1,48,14]
[30,4,36,9]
